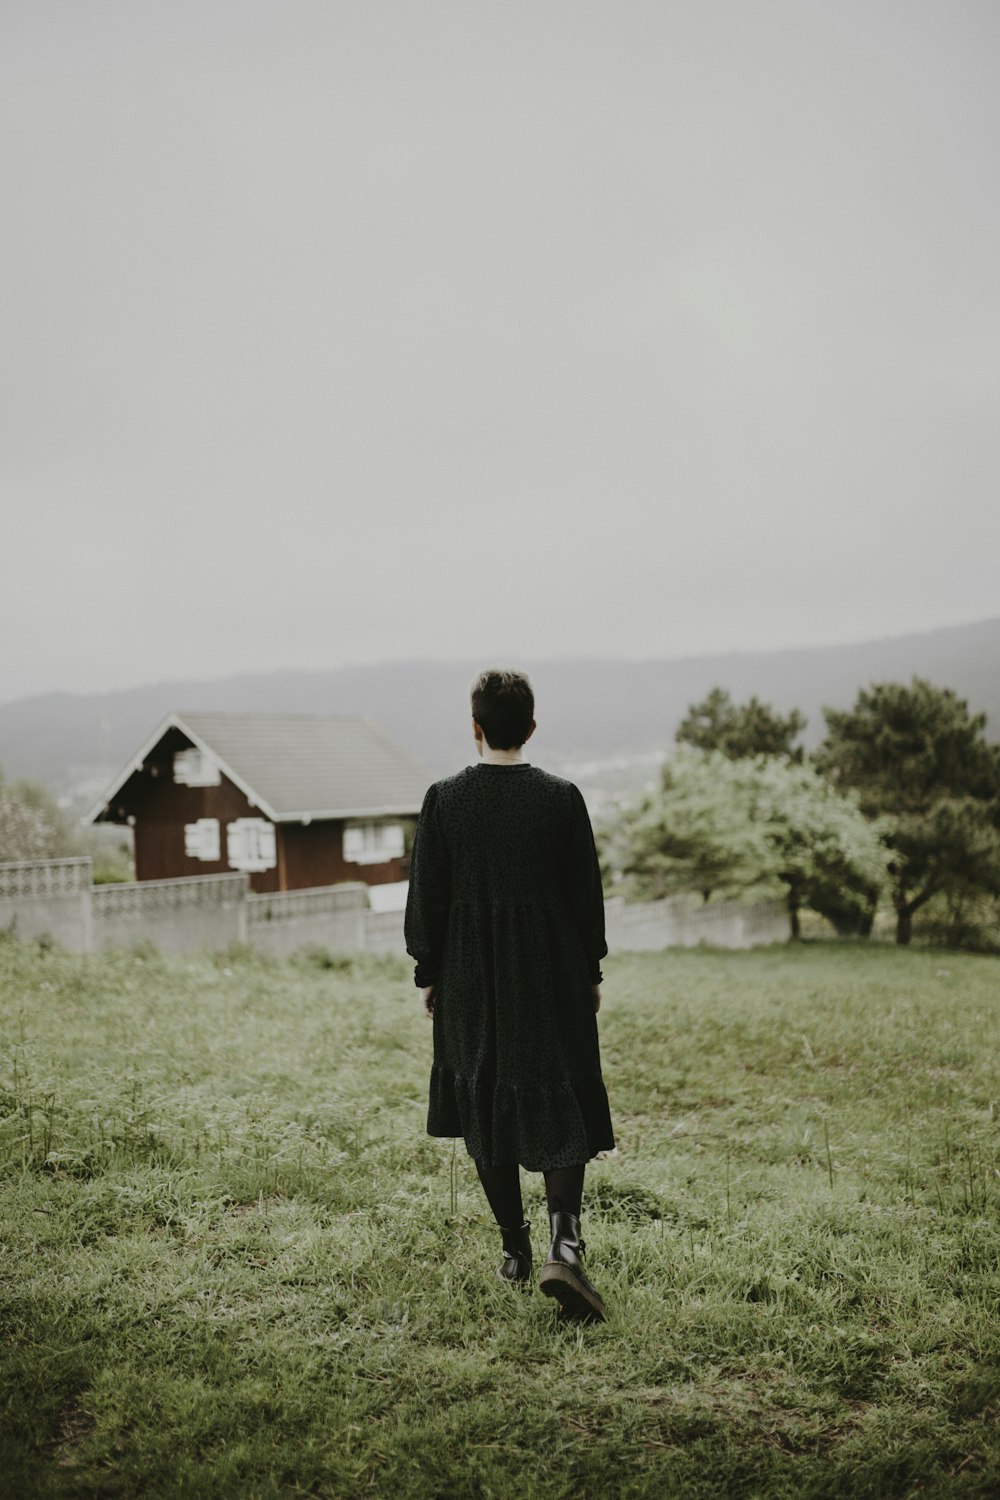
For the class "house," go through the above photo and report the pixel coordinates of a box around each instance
[87,711,430,893]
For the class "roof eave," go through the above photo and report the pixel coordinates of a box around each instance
[84,710,179,826]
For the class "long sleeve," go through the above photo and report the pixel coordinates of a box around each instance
[404,783,451,988]
[564,784,608,984]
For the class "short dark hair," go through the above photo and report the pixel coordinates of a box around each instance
[471,668,535,749]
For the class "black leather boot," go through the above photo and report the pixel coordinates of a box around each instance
[497,1220,533,1284]
[539,1211,606,1322]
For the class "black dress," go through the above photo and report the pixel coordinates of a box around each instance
[404,762,615,1170]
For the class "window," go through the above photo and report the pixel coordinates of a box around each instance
[173,749,221,787]
[342,820,405,865]
[184,818,220,861]
[226,818,277,873]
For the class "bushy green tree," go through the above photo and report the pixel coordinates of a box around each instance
[606,749,890,936]
[0,769,133,881]
[0,770,69,862]
[606,750,771,904]
[818,679,1000,944]
[676,687,806,762]
[752,756,890,937]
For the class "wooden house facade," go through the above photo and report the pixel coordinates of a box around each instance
[87,712,430,894]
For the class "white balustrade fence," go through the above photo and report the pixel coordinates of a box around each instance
[246,884,369,957]
[0,858,789,958]
[92,872,247,953]
[0,857,93,951]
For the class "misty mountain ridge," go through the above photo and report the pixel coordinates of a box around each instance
[2,616,998,807]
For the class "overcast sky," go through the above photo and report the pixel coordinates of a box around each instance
[2,0,998,704]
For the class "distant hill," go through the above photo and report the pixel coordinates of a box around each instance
[2,616,998,807]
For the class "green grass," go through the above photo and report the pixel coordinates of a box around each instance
[2,934,999,1498]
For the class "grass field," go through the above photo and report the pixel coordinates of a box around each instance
[2,934,999,1498]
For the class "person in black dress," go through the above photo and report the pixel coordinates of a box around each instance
[404,668,614,1321]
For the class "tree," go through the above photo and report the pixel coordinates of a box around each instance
[0,770,69,862]
[676,687,806,761]
[606,748,890,936]
[817,679,1000,944]
[609,750,772,904]
[928,799,1000,946]
[750,756,890,937]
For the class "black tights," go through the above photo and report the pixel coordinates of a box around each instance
[475,1160,585,1228]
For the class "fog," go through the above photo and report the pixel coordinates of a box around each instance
[2,0,998,703]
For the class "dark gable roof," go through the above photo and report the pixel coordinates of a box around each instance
[90,711,431,824]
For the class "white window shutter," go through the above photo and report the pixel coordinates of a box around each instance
[173,749,222,787]
[343,820,404,865]
[226,818,277,873]
[184,818,221,861]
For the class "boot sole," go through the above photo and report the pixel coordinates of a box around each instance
[538,1263,606,1323]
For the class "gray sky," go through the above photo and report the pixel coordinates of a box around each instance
[2,0,998,704]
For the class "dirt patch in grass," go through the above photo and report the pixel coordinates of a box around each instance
[50,1400,97,1468]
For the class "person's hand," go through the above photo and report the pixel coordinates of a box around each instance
[592,983,602,1013]
[420,985,436,1018]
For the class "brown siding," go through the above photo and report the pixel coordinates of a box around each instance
[127,729,261,883]
[279,822,408,890]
